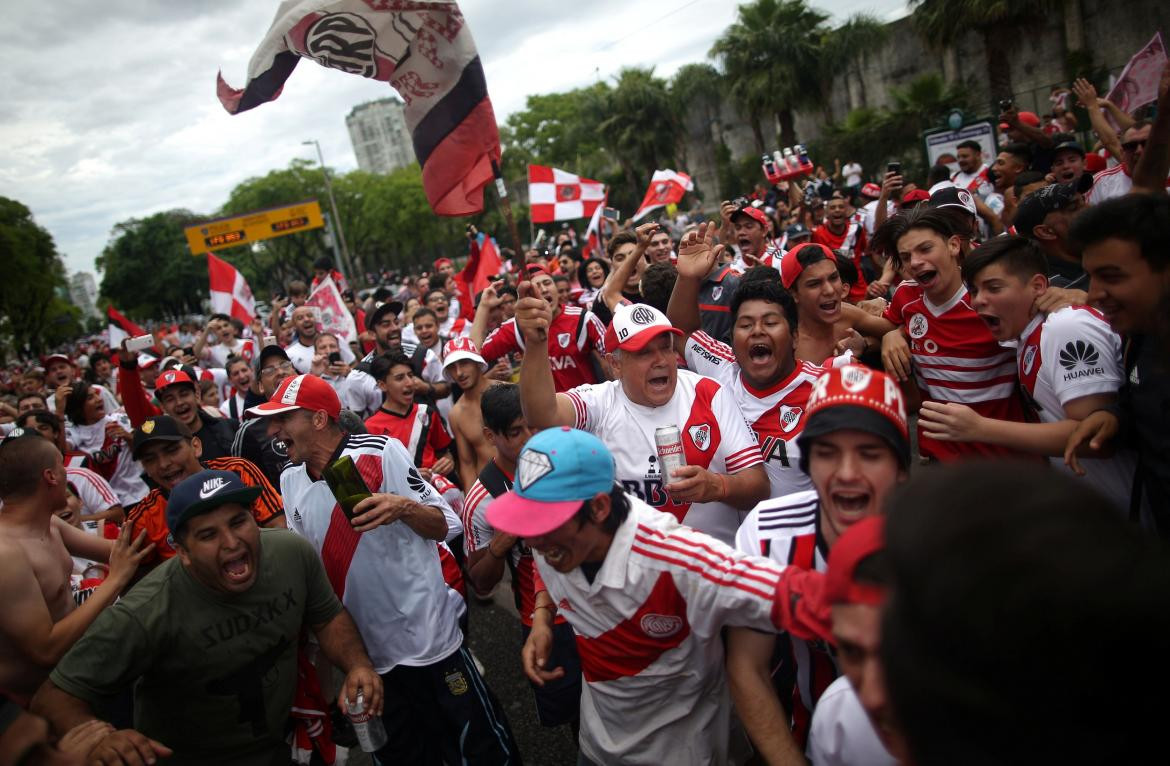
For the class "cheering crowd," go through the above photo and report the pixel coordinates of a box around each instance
[1,61,1169,766]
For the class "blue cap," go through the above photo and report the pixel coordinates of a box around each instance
[166,469,261,534]
[486,427,615,537]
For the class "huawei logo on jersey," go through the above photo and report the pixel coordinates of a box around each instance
[640,613,684,638]
[778,405,802,433]
[1059,340,1099,370]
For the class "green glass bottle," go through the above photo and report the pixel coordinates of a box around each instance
[322,455,372,520]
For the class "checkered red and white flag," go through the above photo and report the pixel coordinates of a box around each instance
[528,165,606,223]
[633,169,693,221]
[207,252,256,324]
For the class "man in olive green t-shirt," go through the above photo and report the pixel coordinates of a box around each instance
[30,469,383,766]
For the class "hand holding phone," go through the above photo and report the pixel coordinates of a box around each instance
[125,335,154,353]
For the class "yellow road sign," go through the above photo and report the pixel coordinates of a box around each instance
[185,200,325,255]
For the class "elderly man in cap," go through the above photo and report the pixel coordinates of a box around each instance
[517,287,768,545]
[252,374,519,765]
[489,427,801,765]
[31,468,381,766]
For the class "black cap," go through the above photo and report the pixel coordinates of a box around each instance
[1013,176,1093,240]
[1051,133,1085,157]
[254,344,291,377]
[929,185,978,216]
[365,300,403,331]
[785,222,812,240]
[166,469,261,534]
[131,415,192,459]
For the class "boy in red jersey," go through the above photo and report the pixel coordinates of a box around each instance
[364,351,455,481]
[868,206,1027,461]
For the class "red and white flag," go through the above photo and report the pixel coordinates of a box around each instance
[306,276,359,346]
[218,0,500,217]
[528,165,606,223]
[453,233,504,321]
[106,306,146,349]
[1105,32,1167,125]
[632,169,693,221]
[208,252,257,324]
[581,193,607,259]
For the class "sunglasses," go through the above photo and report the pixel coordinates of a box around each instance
[1121,139,1147,152]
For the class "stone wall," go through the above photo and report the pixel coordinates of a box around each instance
[685,0,1169,197]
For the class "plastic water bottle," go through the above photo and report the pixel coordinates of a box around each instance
[347,692,387,753]
[782,147,798,172]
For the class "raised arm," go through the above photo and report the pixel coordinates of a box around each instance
[1071,78,1125,161]
[667,221,722,342]
[1131,63,1170,196]
[516,281,576,429]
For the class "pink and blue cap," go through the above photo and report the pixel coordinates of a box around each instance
[486,427,615,538]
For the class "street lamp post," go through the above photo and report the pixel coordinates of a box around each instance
[303,139,354,283]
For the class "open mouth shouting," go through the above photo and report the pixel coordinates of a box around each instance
[221,550,255,587]
[977,312,1008,339]
[646,372,672,397]
[913,269,938,290]
[817,297,842,320]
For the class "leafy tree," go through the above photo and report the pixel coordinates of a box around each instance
[0,197,81,357]
[909,0,1057,103]
[671,63,729,194]
[820,13,891,113]
[96,210,210,321]
[596,68,682,195]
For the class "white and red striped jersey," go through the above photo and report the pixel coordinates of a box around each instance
[65,466,120,534]
[566,369,765,544]
[65,414,149,506]
[282,433,464,672]
[363,402,452,470]
[1087,164,1170,205]
[684,331,818,499]
[736,490,838,744]
[951,164,993,199]
[482,305,606,392]
[536,497,790,765]
[883,281,1026,461]
[1016,307,1136,509]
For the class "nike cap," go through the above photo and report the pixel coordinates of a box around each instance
[166,469,261,535]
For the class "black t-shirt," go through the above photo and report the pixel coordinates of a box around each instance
[1123,334,1170,534]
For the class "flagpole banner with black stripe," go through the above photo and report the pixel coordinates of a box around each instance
[218,0,500,216]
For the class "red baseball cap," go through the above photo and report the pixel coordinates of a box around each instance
[796,364,910,470]
[902,189,930,203]
[42,354,73,368]
[603,303,682,353]
[824,515,886,606]
[246,373,341,419]
[779,242,837,289]
[860,182,882,199]
[155,369,196,393]
[999,110,1040,131]
[731,205,770,228]
[434,257,453,271]
[1084,153,1107,173]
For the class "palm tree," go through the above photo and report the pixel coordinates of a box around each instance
[710,0,830,149]
[594,68,680,194]
[909,0,1060,103]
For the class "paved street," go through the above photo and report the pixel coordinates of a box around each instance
[345,576,579,765]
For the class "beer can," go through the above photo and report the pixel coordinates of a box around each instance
[655,426,686,483]
[347,692,388,753]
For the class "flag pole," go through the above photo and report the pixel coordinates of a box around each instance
[491,160,524,257]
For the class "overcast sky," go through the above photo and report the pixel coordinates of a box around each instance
[1,0,906,278]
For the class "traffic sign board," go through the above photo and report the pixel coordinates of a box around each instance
[185,200,325,255]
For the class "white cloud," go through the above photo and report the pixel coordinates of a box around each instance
[0,0,903,278]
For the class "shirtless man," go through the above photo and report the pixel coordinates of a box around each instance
[0,433,150,704]
[776,241,885,365]
[443,338,498,491]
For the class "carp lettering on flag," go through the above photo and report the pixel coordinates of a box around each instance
[633,169,693,221]
[217,0,501,217]
[527,165,606,223]
[1105,32,1167,125]
[207,253,257,324]
[306,276,359,346]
